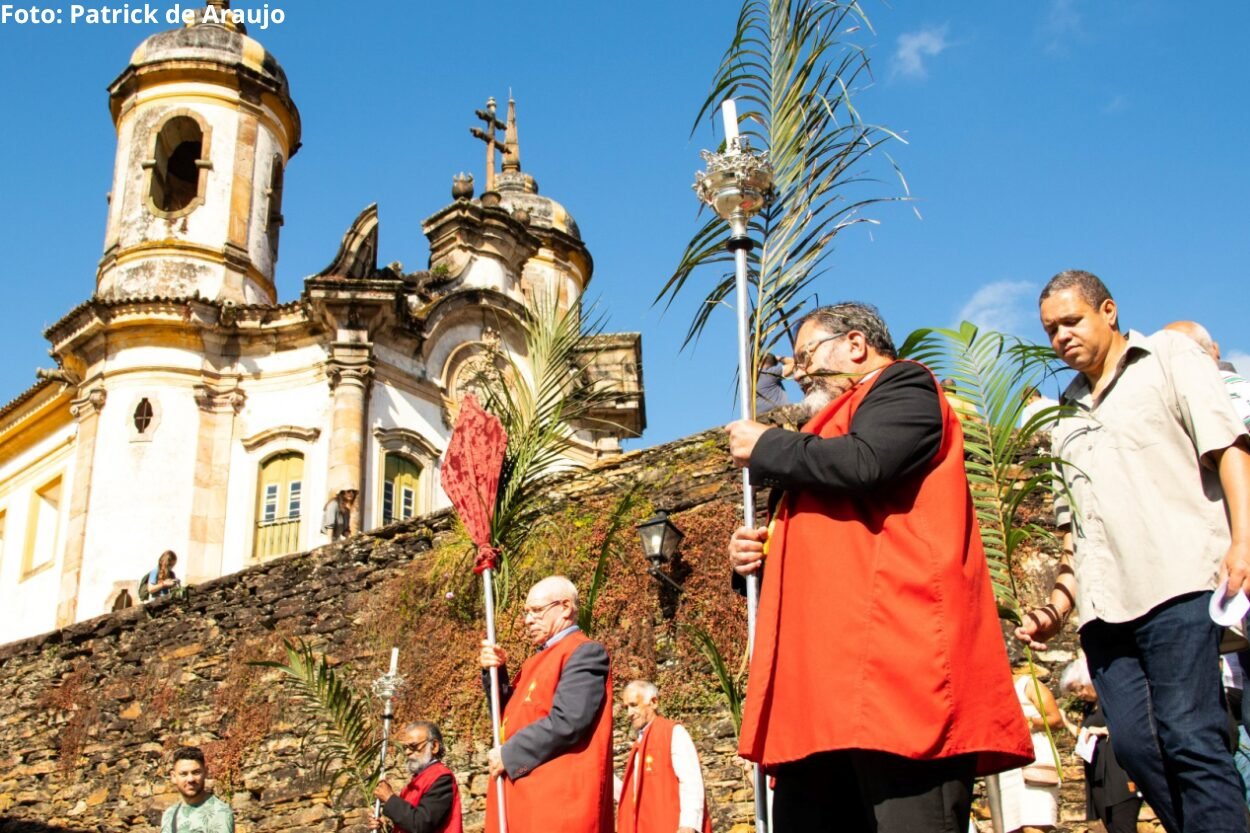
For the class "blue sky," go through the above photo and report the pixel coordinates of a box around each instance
[1,1,1247,448]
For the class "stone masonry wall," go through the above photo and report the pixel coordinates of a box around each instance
[0,427,1105,833]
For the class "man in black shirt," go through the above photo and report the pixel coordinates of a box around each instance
[372,721,462,833]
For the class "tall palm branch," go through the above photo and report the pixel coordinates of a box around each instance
[659,0,906,414]
[899,322,1068,620]
[899,321,1071,779]
[252,638,383,807]
[479,294,629,578]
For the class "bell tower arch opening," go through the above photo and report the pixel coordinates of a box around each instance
[147,114,209,217]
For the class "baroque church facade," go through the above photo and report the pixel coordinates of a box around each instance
[0,6,644,645]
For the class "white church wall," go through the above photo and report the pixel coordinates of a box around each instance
[0,426,76,644]
[76,379,201,622]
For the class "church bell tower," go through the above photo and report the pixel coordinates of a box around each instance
[96,2,301,304]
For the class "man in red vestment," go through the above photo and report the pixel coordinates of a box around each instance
[479,575,614,833]
[371,721,463,833]
[617,680,713,833]
[726,302,1033,832]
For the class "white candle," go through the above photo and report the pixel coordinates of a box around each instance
[389,647,399,675]
[721,99,739,146]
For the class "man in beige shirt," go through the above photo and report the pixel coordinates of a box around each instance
[1017,270,1250,833]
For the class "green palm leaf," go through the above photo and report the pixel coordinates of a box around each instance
[470,293,632,580]
[682,624,745,734]
[662,0,906,415]
[899,322,1069,618]
[251,638,382,807]
[899,321,1073,781]
[579,482,645,636]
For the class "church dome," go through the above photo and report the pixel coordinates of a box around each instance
[114,5,298,138]
[495,170,581,240]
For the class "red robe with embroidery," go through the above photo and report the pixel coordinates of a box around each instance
[737,362,1033,775]
[617,716,713,833]
[486,630,614,833]
[395,760,463,833]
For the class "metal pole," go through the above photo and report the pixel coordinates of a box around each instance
[482,567,508,833]
[373,697,393,819]
[729,216,768,833]
[370,654,404,826]
[984,773,1004,833]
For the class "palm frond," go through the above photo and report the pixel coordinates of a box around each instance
[664,0,904,415]
[899,322,1068,617]
[251,638,381,807]
[474,293,630,568]
[682,624,745,734]
[579,482,645,636]
[899,322,1073,781]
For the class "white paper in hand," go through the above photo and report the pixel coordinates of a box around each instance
[1075,728,1098,764]
[1209,578,1250,627]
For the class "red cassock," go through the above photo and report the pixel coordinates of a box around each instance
[486,631,614,833]
[737,361,1034,775]
[396,760,464,833]
[617,716,713,833]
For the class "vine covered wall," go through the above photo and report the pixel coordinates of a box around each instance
[0,429,763,832]
[0,426,1097,832]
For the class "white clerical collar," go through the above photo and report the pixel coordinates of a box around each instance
[544,624,580,649]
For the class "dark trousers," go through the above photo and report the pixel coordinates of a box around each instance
[1102,799,1143,833]
[1081,591,1247,833]
[772,749,975,833]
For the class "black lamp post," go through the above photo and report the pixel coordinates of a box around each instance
[636,510,684,590]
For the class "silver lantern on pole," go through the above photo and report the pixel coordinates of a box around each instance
[371,647,405,822]
[693,98,774,833]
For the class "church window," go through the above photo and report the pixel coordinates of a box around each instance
[112,590,133,611]
[266,154,285,257]
[381,453,421,525]
[129,395,160,443]
[133,398,154,433]
[22,475,62,578]
[288,479,302,519]
[147,114,209,217]
[254,452,304,559]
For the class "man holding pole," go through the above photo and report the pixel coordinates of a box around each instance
[478,575,613,833]
[371,721,463,833]
[725,302,1032,832]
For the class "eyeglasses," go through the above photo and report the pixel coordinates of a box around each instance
[522,599,567,619]
[792,332,847,372]
[404,739,432,754]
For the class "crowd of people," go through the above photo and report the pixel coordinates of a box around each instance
[156,270,1250,833]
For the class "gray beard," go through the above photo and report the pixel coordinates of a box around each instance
[798,386,835,418]
[406,758,433,776]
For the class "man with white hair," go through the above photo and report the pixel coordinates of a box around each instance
[617,680,712,833]
[1164,320,1250,429]
[478,576,613,833]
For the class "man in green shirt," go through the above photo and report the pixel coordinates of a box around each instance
[161,746,234,833]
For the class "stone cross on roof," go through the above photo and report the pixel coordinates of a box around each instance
[470,97,507,193]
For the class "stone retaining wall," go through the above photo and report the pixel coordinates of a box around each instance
[0,428,1110,832]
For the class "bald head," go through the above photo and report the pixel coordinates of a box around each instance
[523,576,580,646]
[1164,320,1219,363]
[529,576,579,610]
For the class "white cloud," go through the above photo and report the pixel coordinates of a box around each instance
[1102,94,1129,115]
[1041,0,1084,53]
[1224,349,1250,375]
[954,280,1039,338]
[893,24,950,80]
